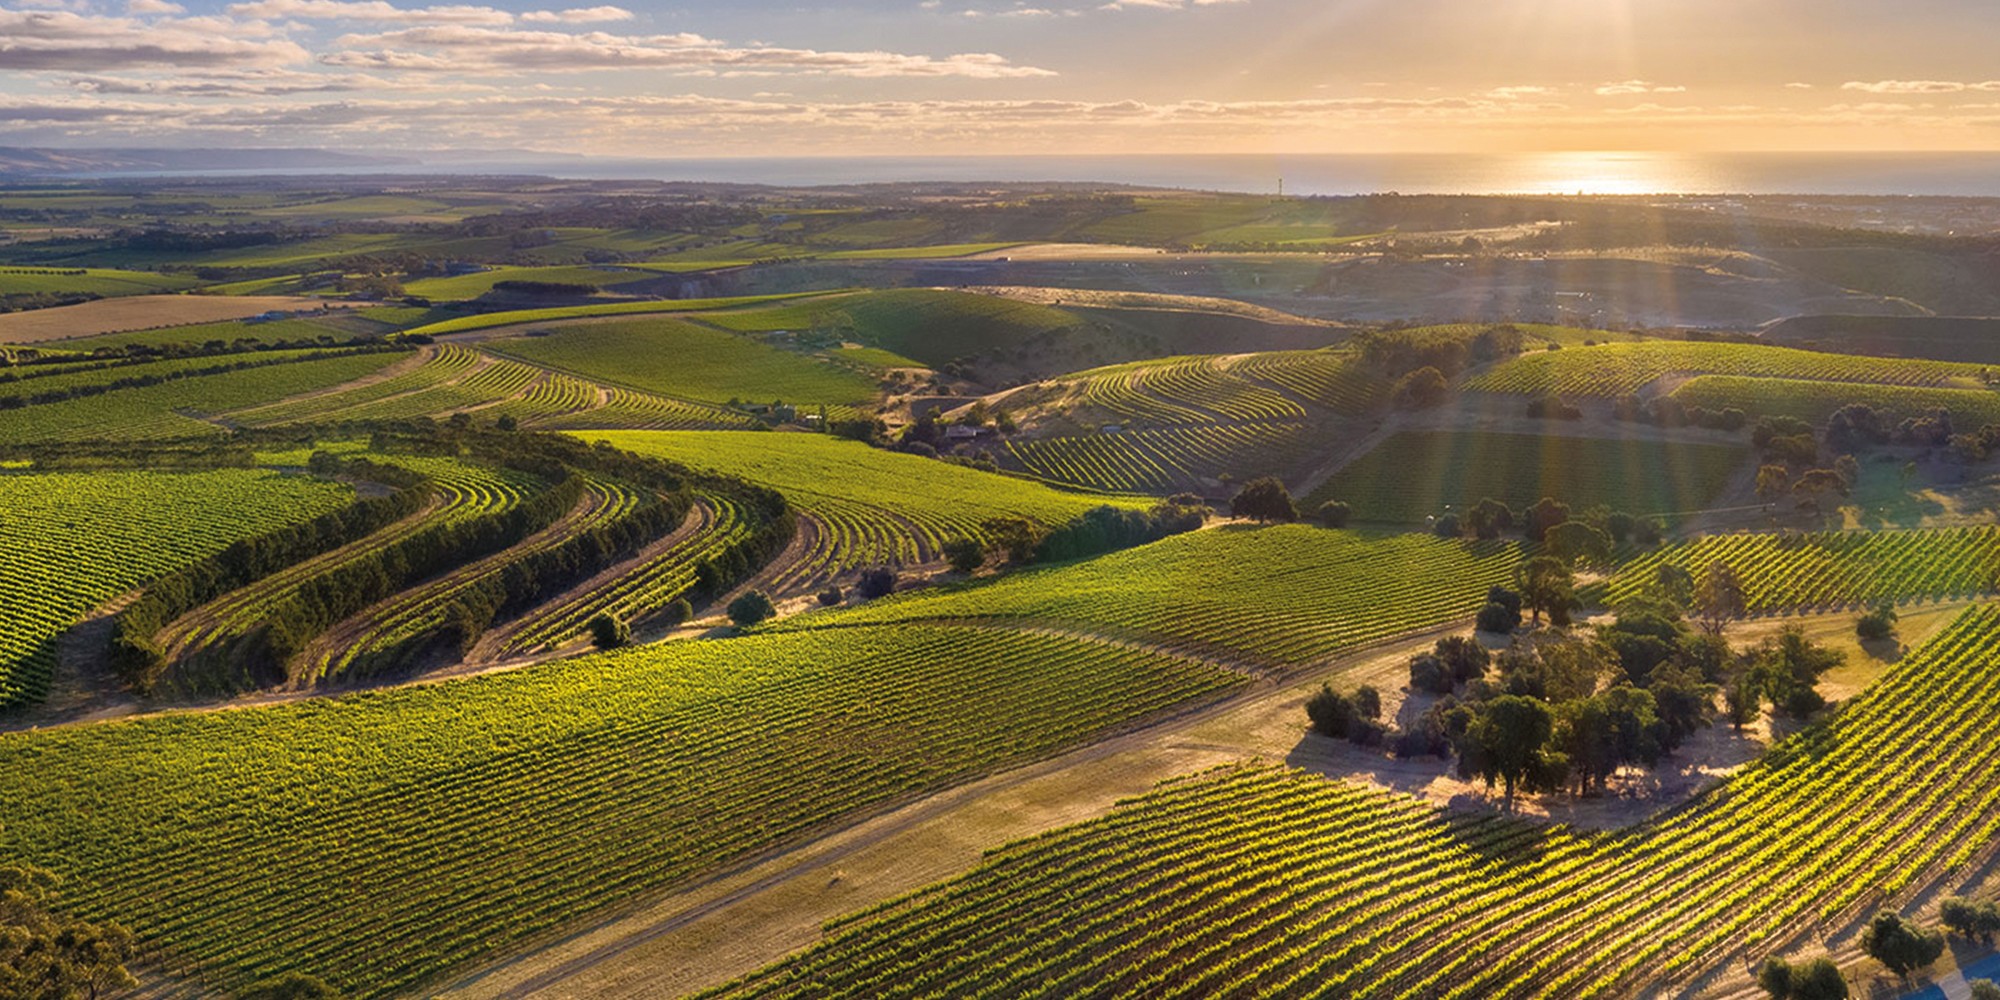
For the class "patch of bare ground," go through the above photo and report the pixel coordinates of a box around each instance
[0,295,364,344]
[959,283,1341,327]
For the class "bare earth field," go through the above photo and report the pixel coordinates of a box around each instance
[0,295,359,343]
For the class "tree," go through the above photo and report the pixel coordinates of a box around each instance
[1692,561,1747,636]
[1856,602,1898,641]
[1755,464,1791,503]
[1970,981,2000,1000]
[1435,635,1491,685]
[1543,521,1612,567]
[1515,556,1575,626]
[239,972,345,1000]
[1305,684,1357,738]
[1860,910,1945,980]
[1651,563,1695,607]
[1231,477,1298,523]
[1756,955,1795,999]
[727,590,776,627]
[942,537,984,574]
[1792,958,1849,1000]
[979,517,1046,563]
[1724,666,1764,730]
[0,865,137,1000]
[1459,695,1555,807]
[1465,498,1514,540]
[1940,896,2000,942]
[1523,497,1569,543]
[816,585,844,607]
[1316,500,1352,529]
[1433,513,1462,538]
[1477,586,1523,633]
[857,567,897,598]
[1393,366,1449,409]
[587,613,629,650]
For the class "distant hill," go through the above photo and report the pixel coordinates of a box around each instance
[1763,314,2000,364]
[0,146,417,176]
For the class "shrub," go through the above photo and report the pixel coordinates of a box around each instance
[1409,653,1453,695]
[587,613,629,650]
[1940,896,2000,942]
[1856,602,1898,641]
[1305,684,1356,738]
[1231,477,1298,523]
[1433,513,1462,538]
[662,598,694,626]
[816,585,844,606]
[1477,602,1518,634]
[1860,910,1945,980]
[857,567,897,599]
[1971,981,2000,1000]
[942,537,984,574]
[1316,500,1352,529]
[727,591,777,627]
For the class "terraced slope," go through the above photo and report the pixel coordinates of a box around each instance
[0,469,354,708]
[1610,526,2000,611]
[1465,341,1988,397]
[712,603,2000,1000]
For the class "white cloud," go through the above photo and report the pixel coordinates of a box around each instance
[519,5,631,23]
[1784,82,1814,90]
[1487,85,1557,99]
[1594,80,1685,96]
[324,25,1059,77]
[1842,79,2000,94]
[225,0,514,25]
[0,6,308,69]
[126,0,186,13]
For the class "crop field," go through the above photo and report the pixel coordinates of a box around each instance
[1609,526,2000,611]
[807,525,1522,668]
[1308,430,1748,523]
[1007,421,1320,494]
[578,430,1141,587]
[0,295,361,343]
[48,316,361,352]
[1464,340,1988,397]
[0,469,354,708]
[0,350,407,443]
[0,267,197,297]
[227,344,479,425]
[1223,350,1382,413]
[714,602,2000,1000]
[488,318,879,409]
[397,291,828,338]
[702,289,1084,368]
[399,264,658,300]
[0,624,1242,996]
[1069,356,1310,424]
[1668,374,2000,426]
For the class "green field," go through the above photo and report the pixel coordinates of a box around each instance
[1669,374,2000,426]
[577,430,1144,586]
[1007,422,1322,494]
[0,469,355,708]
[0,623,1241,996]
[400,265,658,300]
[1610,526,2000,611]
[398,291,830,337]
[800,525,1522,668]
[715,603,2000,998]
[489,318,879,408]
[0,267,198,297]
[702,289,1085,367]
[1308,430,1748,522]
[1465,340,1987,397]
[0,350,407,442]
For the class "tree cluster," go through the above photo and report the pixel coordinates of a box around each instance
[1033,498,1209,563]
[0,864,137,1000]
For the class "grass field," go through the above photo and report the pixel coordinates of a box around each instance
[398,292,830,337]
[0,623,1242,997]
[802,525,1522,668]
[0,267,197,297]
[1610,526,2000,611]
[399,265,658,301]
[1307,430,1749,522]
[576,430,1144,587]
[714,605,2000,998]
[1464,340,1988,397]
[489,318,879,408]
[702,289,1084,368]
[0,469,354,708]
[0,296,361,344]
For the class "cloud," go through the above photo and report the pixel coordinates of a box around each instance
[1100,0,1245,10]
[519,5,631,22]
[1784,82,1814,90]
[61,68,430,96]
[1487,85,1557,99]
[324,25,1059,77]
[0,6,308,69]
[126,0,185,12]
[1594,80,1685,96]
[1842,79,2000,94]
[225,0,513,25]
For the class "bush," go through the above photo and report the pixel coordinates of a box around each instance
[663,598,694,626]
[1856,602,1898,641]
[1409,653,1453,695]
[727,591,777,627]
[1305,684,1357,738]
[1393,366,1449,409]
[816,585,844,606]
[1860,910,1945,980]
[1433,513,1461,538]
[239,972,343,1000]
[1231,477,1298,523]
[1476,602,1517,634]
[857,567,897,599]
[942,537,984,574]
[1941,896,2000,942]
[1316,500,1352,529]
[587,613,629,650]
[1971,981,2000,1000]
[1435,635,1490,684]
[1352,684,1382,720]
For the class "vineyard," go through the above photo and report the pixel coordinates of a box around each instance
[1464,340,1989,397]
[1668,374,2000,426]
[0,469,355,708]
[1222,350,1381,413]
[1609,526,2000,611]
[711,603,2000,1000]
[1005,421,1321,494]
[487,317,880,410]
[806,525,1522,669]
[0,351,405,442]
[581,430,1142,588]
[1307,430,1748,523]
[0,623,1243,997]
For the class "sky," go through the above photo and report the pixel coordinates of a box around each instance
[5,0,2000,156]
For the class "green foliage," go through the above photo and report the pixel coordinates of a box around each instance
[1315,500,1352,528]
[728,590,777,626]
[942,537,984,574]
[238,972,344,1000]
[1673,374,2000,428]
[1940,895,2000,943]
[587,613,629,650]
[0,352,404,443]
[0,864,137,1000]
[1468,340,1987,397]
[1860,910,1945,979]
[491,318,878,409]
[0,625,1240,997]
[1230,476,1297,523]
[1612,527,2000,613]
[1856,602,1899,641]
[1307,431,1744,524]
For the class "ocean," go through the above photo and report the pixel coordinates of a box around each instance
[80,150,2000,198]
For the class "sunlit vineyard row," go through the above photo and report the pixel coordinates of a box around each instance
[1006,421,1321,494]
[1075,356,1309,424]
[0,470,355,707]
[1223,349,1381,414]
[713,604,2000,1000]
[1668,374,2000,426]
[0,352,405,443]
[1465,340,1989,397]
[803,526,1521,668]
[0,624,1245,997]
[1611,526,2000,611]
